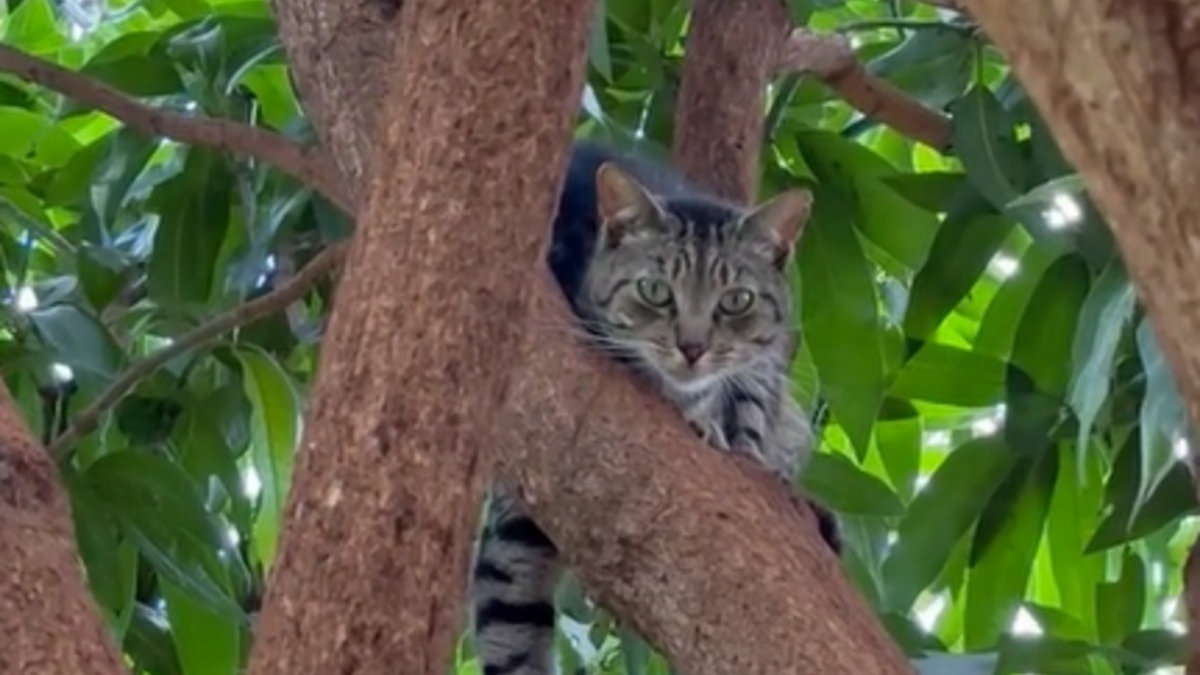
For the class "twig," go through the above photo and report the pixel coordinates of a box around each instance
[48,242,348,460]
[776,28,952,150]
[0,43,353,212]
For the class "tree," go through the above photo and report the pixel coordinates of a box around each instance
[2,1,1198,675]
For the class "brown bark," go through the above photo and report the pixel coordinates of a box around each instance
[671,0,791,202]
[265,0,399,188]
[776,29,951,150]
[267,1,915,675]
[0,382,128,675]
[950,0,1200,672]
[243,1,596,675]
[496,279,915,675]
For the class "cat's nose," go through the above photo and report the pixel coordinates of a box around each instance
[678,341,707,365]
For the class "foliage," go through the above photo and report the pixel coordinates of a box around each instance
[0,0,1195,674]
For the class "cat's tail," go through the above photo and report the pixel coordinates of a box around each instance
[472,488,563,675]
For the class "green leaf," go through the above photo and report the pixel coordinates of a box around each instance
[903,191,1011,341]
[890,341,1006,407]
[1094,549,1145,645]
[82,451,247,625]
[0,107,80,167]
[1068,260,1135,469]
[975,244,1057,359]
[882,437,1018,610]
[147,147,234,305]
[1135,319,1186,513]
[801,451,905,517]
[875,399,921,502]
[963,451,1056,650]
[798,183,897,456]
[162,578,242,675]
[125,603,184,675]
[235,344,301,571]
[949,84,1025,209]
[63,468,139,639]
[1088,435,1197,552]
[1005,173,1085,211]
[1010,253,1090,397]
[27,302,123,380]
[589,0,613,81]
[76,244,129,313]
[82,127,164,243]
[81,53,184,98]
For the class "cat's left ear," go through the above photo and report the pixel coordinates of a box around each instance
[739,188,813,268]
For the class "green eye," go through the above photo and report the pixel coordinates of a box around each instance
[636,277,673,307]
[718,288,756,314]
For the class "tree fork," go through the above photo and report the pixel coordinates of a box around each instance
[242,1,597,674]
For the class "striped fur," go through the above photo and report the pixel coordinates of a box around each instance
[470,141,839,675]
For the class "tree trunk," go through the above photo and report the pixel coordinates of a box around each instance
[0,381,128,675]
[243,1,597,674]
[951,0,1200,672]
[268,1,917,675]
[670,0,791,202]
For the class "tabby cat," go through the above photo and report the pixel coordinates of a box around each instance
[470,140,840,675]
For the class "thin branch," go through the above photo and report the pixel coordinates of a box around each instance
[48,242,347,460]
[777,28,952,150]
[0,43,353,212]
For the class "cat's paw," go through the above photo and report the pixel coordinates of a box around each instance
[688,418,730,450]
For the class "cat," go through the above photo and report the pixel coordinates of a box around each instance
[470,140,840,675]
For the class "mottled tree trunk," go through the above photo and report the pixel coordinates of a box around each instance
[0,381,128,675]
[243,1,597,674]
[951,1,1200,672]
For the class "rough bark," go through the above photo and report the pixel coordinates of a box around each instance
[243,1,596,674]
[267,1,917,675]
[496,279,915,675]
[266,0,398,191]
[671,0,791,202]
[950,1,1200,672]
[0,381,128,675]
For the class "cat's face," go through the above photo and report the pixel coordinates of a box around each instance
[581,163,811,392]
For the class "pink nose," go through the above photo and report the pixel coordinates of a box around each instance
[678,341,707,365]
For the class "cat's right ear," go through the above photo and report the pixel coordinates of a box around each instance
[595,163,664,247]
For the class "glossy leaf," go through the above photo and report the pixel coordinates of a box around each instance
[949,84,1025,209]
[882,437,1018,610]
[235,344,301,571]
[798,183,897,456]
[147,148,234,305]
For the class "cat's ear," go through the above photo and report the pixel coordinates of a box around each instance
[739,188,812,268]
[595,162,666,246]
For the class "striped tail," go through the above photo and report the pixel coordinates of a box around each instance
[471,487,562,675]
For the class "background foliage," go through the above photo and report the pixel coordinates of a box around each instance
[0,0,1196,674]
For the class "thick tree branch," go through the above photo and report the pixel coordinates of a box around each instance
[777,28,952,150]
[671,0,790,202]
[267,2,916,675]
[947,0,1200,672]
[0,381,128,675]
[0,43,351,212]
[243,1,597,673]
[498,278,915,675]
[47,243,345,460]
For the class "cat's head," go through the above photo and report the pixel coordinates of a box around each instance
[580,162,811,391]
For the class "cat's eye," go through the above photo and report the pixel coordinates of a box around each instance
[636,277,673,307]
[718,288,756,314]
